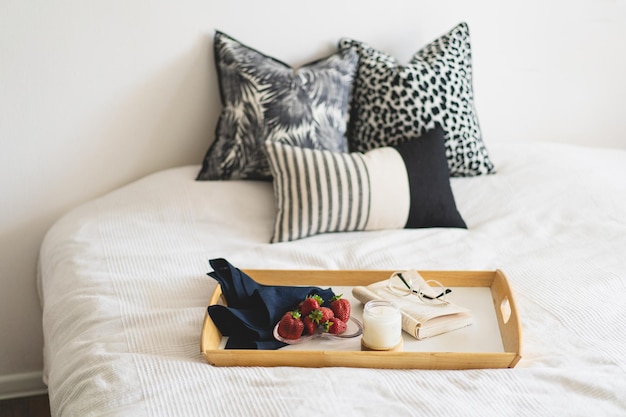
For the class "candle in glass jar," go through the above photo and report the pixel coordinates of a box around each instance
[362,300,402,350]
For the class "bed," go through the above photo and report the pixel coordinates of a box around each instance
[39,24,626,416]
[38,140,626,416]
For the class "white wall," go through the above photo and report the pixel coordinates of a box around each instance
[1,0,625,394]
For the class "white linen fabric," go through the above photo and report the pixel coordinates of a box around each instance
[39,142,626,416]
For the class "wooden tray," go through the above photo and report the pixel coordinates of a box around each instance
[201,269,522,369]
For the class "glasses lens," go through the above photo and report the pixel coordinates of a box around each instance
[387,271,413,296]
[418,280,449,305]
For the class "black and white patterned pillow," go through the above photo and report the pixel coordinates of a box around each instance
[265,125,467,243]
[339,23,495,177]
[196,31,358,181]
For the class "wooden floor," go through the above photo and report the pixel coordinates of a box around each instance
[0,394,51,417]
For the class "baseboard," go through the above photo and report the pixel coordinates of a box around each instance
[0,371,47,400]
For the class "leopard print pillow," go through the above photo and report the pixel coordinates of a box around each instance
[339,23,495,176]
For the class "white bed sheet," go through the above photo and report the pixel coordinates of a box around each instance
[39,142,626,416]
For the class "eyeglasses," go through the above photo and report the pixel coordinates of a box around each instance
[387,270,451,305]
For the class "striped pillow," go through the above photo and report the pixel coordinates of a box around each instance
[265,126,467,243]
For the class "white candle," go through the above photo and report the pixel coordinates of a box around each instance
[362,300,402,350]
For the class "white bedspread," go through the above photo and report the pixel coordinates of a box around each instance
[39,142,626,416]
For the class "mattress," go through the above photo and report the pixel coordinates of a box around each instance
[38,142,626,416]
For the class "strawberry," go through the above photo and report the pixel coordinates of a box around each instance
[309,307,334,324]
[308,307,333,325]
[308,308,324,324]
[323,317,347,335]
[277,311,304,340]
[299,294,323,316]
[302,315,318,335]
[330,294,351,322]
[318,307,334,323]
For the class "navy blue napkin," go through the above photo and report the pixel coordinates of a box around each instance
[207,258,335,349]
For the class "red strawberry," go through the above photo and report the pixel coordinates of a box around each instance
[277,311,304,340]
[323,317,347,335]
[308,307,333,324]
[318,307,334,322]
[308,309,323,324]
[330,294,351,322]
[303,315,318,335]
[299,294,323,316]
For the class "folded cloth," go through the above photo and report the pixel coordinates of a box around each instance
[207,258,335,349]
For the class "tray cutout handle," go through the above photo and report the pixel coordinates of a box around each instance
[500,296,512,324]
[492,270,522,367]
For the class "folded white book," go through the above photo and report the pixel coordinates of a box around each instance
[352,271,472,340]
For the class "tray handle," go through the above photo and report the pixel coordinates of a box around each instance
[200,284,225,358]
[492,270,522,367]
